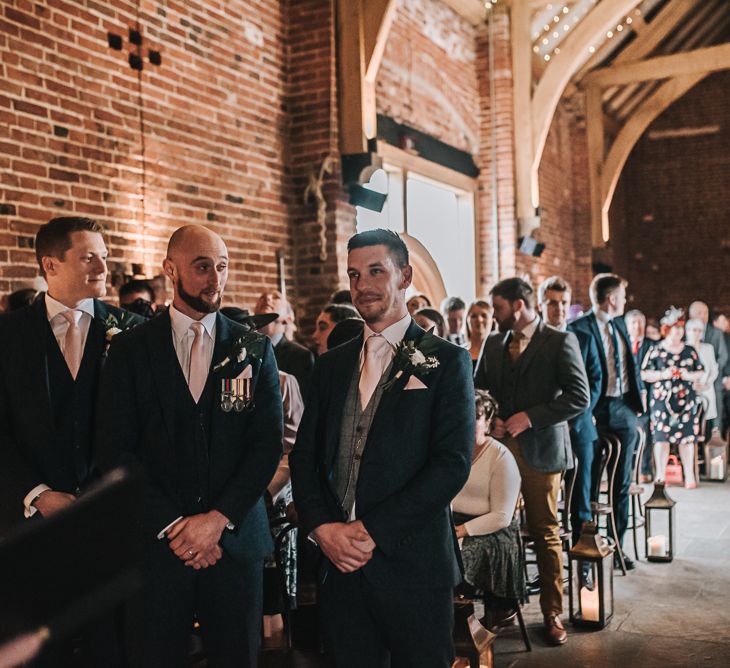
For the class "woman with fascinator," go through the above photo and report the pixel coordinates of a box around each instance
[641,307,705,488]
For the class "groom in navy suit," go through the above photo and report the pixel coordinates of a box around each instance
[291,229,474,667]
[97,226,283,667]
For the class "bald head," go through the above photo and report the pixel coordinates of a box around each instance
[688,301,709,324]
[163,225,229,318]
[167,225,226,260]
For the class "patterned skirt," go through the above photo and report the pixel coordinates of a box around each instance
[454,513,526,603]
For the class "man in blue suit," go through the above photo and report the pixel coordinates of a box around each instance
[570,274,643,570]
[291,229,474,667]
[538,277,602,545]
[98,226,283,667]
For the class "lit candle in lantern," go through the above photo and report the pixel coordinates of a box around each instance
[648,535,667,557]
[710,455,723,480]
[580,585,600,622]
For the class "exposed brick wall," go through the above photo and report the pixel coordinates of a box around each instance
[1,0,290,310]
[377,0,479,155]
[609,70,730,319]
[0,0,598,329]
[518,95,593,307]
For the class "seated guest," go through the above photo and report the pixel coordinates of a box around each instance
[406,293,431,315]
[441,296,467,346]
[325,317,364,350]
[453,390,525,630]
[466,299,493,370]
[685,318,719,438]
[263,369,304,637]
[119,278,156,318]
[312,303,359,356]
[413,307,446,338]
[641,308,704,488]
[255,290,315,398]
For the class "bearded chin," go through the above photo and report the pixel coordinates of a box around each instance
[178,278,221,314]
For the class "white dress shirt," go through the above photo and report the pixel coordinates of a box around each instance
[23,295,96,518]
[593,307,630,397]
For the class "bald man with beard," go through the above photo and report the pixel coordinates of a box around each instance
[97,225,283,667]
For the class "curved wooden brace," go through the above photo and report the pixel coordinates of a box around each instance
[599,73,707,242]
[402,233,447,307]
[530,0,642,202]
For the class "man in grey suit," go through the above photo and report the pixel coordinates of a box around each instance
[474,278,589,646]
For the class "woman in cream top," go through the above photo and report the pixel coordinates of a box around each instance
[452,435,521,538]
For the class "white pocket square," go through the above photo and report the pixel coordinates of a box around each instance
[404,375,427,390]
[234,365,253,379]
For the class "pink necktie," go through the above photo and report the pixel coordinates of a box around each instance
[359,335,390,410]
[61,310,82,379]
[188,322,207,403]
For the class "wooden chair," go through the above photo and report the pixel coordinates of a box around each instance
[627,425,647,561]
[591,432,627,574]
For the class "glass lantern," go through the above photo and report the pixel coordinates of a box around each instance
[644,481,676,562]
[568,521,614,629]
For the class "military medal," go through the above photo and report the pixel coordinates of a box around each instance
[221,376,254,412]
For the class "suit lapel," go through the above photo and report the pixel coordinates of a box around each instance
[517,320,550,376]
[587,313,608,373]
[26,297,54,434]
[145,312,179,447]
[493,331,510,394]
[374,319,425,416]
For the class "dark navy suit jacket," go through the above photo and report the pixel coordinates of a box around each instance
[569,312,643,414]
[567,326,602,443]
[0,296,140,530]
[97,311,283,562]
[290,319,475,588]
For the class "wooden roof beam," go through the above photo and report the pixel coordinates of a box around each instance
[584,42,730,88]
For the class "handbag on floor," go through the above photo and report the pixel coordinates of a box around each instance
[664,455,683,485]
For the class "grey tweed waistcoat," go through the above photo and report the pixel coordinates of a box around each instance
[331,359,392,518]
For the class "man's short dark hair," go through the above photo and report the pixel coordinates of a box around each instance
[347,229,409,268]
[538,275,571,304]
[119,279,154,304]
[323,303,359,323]
[327,317,365,350]
[35,216,104,274]
[490,277,535,309]
[589,273,627,306]
[442,296,466,313]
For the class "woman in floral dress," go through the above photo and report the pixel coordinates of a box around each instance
[641,308,704,488]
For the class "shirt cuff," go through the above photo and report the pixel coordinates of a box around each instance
[24,484,51,518]
[157,516,183,540]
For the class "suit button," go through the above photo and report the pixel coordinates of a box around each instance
[355,425,363,433]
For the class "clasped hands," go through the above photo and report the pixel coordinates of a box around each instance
[166,510,229,570]
[312,520,376,573]
[492,411,531,439]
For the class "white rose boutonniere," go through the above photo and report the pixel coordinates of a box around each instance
[102,311,142,355]
[381,329,440,391]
